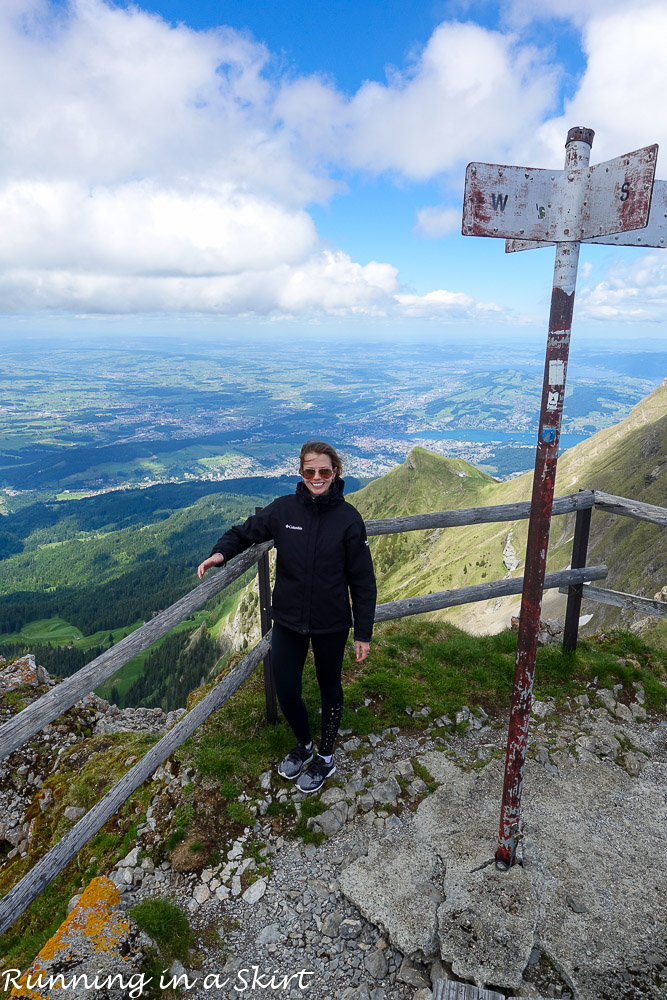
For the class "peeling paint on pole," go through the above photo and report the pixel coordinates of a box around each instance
[495,130,591,868]
[462,125,661,869]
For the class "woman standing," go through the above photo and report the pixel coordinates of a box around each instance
[197,441,376,793]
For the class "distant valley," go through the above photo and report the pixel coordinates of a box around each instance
[0,337,662,503]
[0,335,663,709]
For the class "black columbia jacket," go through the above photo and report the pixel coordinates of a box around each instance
[209,479,376,642]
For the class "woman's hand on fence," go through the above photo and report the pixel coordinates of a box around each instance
[197,553,225,579]
[355,641,370,662]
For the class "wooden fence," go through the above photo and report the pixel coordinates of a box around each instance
[0,487,664,936]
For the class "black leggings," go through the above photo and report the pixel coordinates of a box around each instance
[271,622,348,756]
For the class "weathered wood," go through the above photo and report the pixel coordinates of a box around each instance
[365,490,595,536]
[563,499,592,653]
[375,566,607,622]
[0,633,271,938]
[558,584,667,619]
[256,507,277,724]
[0,490,605,764]
[432,980,507,1000]
[593,491,667,527]
[0,542,273,764]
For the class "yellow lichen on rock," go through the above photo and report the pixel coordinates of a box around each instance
[10,877,138,1000]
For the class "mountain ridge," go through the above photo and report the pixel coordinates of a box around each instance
[346,378,666,641]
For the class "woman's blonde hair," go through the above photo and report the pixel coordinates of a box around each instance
[299,440,343,477]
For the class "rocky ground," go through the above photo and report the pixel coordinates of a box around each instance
[1,654,665,1000]
[0,655,185,860]
[115,682,664,1000]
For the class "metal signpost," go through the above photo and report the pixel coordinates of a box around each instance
[462,126,665,868]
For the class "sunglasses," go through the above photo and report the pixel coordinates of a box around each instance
[302,467,334,480]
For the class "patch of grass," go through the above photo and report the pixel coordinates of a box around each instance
[411,759,439,794]
[265,799,295,818]
[573,630,667,710]
[220,779,241,800]
[165,802,194,852]
[293,797,326,845]
[130,897,194,963]
[69,777,97,810]
[3,687,32,710]
[225,801,253,826]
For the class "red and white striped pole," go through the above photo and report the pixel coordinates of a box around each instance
[496,127,595,868]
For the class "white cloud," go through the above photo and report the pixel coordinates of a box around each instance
[0,180,318,275]
[0,2,562,320]
[0,0,356,317]
[506,0,629,29]
[395,288,507,320]
[415,206,462,238]
[278,22,559,180]
[537,2,667,166]
[0,250,398,316]
[577,252,667,323]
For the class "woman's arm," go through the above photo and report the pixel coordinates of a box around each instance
[197,552,225,579]
[345,518,377,647]
[198,503,277,577]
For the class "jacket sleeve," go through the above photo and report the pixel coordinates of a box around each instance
[344,517,377,643]
[209,501,277,562]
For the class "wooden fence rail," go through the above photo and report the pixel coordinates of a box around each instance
[433,980,506,1000]
[0,542,273,764]
[0,634,271,939]
[375,566,607,622]
[0,487,662,934]
[0,565,608,936]
[560,583,667,619]
[593,491,667,527]
[364,489,594,536]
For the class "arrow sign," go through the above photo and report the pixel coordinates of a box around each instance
[462,144,657,242]
[506,178,667,252]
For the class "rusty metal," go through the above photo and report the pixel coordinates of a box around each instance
[462,125,661,868]
[507,178,667,252]
[463,143,656,243]
[562,498,593,653]
[256,507,277,724]
[494,130,594,868]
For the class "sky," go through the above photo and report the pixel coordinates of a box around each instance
[2,0,667,345]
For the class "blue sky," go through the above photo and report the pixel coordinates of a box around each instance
[1,0,667,345]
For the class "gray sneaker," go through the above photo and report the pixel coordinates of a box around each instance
[296,754,336,794]
[277,742,315,780]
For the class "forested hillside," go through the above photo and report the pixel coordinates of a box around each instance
[1,382,663,707]
[0,491,270,636]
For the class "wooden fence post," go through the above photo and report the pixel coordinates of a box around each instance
[563,492,592,652]
[256,508,277,724]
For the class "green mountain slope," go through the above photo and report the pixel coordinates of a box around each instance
[348,380,666,640]
[0,492,265,636]
[352,448,495,519]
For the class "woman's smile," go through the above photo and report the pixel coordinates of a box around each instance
[301,451,334,496]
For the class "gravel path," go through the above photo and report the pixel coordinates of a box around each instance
[113,676,666,1000]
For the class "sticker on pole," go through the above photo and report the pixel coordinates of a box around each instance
[462,145,657,243]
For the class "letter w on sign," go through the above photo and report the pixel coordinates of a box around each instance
[462,145,657,242]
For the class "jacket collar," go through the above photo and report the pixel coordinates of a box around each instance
[296,477,345,508]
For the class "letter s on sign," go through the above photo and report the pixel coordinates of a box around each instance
[620,182,630,202]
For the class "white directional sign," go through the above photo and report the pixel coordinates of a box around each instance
[462,125,662,872]
[506,178,667,252]
[462,145,657,243]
